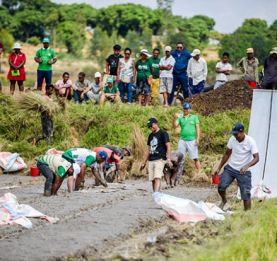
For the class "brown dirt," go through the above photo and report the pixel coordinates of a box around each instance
[186,80,253,116]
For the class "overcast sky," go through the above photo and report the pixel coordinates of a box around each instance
[52,0,276,33]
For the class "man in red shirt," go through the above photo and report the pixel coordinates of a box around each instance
[93,147,121,182]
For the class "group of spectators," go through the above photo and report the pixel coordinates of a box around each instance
[3,38,277,103]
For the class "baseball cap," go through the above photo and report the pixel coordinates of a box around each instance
[165,46,172,52]
[106,77,114,83]
[246,48,254,54]
[98,151,108,161]
[42,37,50,43]
[191,49,201,56]
[94,72,101,78]
[230,123,245,135]
[147,117,158,128]
[183,103,191,109]
[13,43,21,49]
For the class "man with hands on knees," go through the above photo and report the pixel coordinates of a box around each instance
[215,123,259,211]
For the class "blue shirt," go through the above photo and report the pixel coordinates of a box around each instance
[172,50,192,75]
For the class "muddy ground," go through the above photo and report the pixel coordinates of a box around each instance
[0,175,218,261]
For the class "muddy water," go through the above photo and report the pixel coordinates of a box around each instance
[0,175,217,261]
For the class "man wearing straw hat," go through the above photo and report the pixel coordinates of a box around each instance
[237,48,259,88]
[7,42,26,94]
[141,118,171,192]
[34,37,57,91]
[262,47,277,90]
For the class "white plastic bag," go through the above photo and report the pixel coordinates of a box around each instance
[153,192,207,222]
[0,152,27,172]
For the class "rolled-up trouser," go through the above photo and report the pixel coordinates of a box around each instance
[37,161,55,191]
[218,164,251,201]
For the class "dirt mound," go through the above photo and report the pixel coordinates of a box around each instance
[186,80,253,116]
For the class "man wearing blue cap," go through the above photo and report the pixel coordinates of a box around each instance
[173,102,201,175]
[34,37,57,90]
[62,149,108,190]
[214,123,259,210]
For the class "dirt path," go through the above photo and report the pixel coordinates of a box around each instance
[0,175,217,261]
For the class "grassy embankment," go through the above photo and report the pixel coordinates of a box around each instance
[161,199,277,261]
[0,93,249,165]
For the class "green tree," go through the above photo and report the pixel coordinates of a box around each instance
[97,4,162,36]
[56,21,86,55]
[220,19,275,63]
[0,28,15,52]
[91,26,112,65]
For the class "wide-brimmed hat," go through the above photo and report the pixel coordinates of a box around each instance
[270,47,277,55]
[13,43,21,49]
[136,49,152,58]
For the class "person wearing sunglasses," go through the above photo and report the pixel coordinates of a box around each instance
[169,42,191,105]
[117,47,136,103]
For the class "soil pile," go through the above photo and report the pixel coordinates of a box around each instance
[186,80,253,115]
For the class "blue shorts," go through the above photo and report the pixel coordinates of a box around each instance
[218,165,251,200]
[136,79,151,96]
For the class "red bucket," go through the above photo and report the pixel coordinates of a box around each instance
[30,166,40,177]
[212,175,220,185]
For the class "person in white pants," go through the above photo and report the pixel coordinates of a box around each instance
[173,103,201,175]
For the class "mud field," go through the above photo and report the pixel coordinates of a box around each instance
[0,175,217,261]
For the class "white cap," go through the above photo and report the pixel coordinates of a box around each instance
[191,49,201,56]
[165,46,172,52]
[94,72,101,78]
[13,43,21,49]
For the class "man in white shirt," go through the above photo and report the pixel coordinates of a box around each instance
[187,49,207,96]
[83,72,102,104]
[214,123,259,211]
[214,52,232,89]
[159,46,176,106]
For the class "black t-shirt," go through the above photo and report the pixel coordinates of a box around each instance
[147,129,170,161]
[106,54,123,76]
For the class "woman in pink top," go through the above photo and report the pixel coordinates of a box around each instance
[54,72,72,100]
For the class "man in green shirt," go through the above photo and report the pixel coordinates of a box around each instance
[148,48,161,103]
[99,77,121,105]
[37,154,73,196]
[62,148,108,191]
[136,49,152,106]
[173,102,201,175]
[34,37,57,90]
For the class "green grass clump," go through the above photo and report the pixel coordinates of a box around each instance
[0,93,250,161]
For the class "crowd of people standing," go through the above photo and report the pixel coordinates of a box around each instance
[2,38,276,104]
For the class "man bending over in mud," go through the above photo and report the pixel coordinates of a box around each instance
[62,148,108,190]
[37,154,73,196]
[163,151,184,188]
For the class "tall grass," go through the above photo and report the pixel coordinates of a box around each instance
[0,93,250,160]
